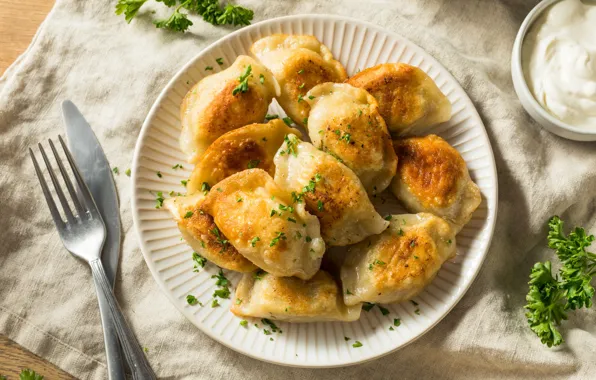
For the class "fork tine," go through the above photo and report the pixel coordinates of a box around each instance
[58,135,102,221]
[29,148,65,227]
[39,142,75,224]
[49,139,86,217]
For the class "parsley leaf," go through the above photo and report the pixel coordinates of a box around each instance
[19,369,44,380]
[153,3,193,32]
[186,294,199,305]
[115,0,148,23]
[216,3,254,26]
[232,65,252,95]
[247,159,260,169]
[270,232,287,247]
[192,252,206,271]
[265,114,279,120]
[352,341,363,348]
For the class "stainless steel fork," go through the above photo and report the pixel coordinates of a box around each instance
[30,136,156,380]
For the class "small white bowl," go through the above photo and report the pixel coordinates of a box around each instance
[511,0,596,141]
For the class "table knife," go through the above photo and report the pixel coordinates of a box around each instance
[62,100,126,380]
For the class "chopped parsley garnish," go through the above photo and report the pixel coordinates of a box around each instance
[374,259,386,266]
[213,287,230,299]
[410,240,416,248]
[305,236,312,242]
[279,134,298,156]
[352,341,363,348]
[235,298,242,305]
[270,209,278,217]
[240,320,248,327]
[210,226,229,252]
[414,309,420,315]
[205,66,213,71]
[265,114,279,120]
[389,326,394,331]
[212,269,230,288]
[339,132,352,143]
[270,232,286,247]
[112,167,119,175]
[259,73,265,84]
[394,318,401,327]
[298,83,305,89]
[344,337,350,341]
[237,197,243,202]
[186,294,199,305]
[155,191,165,209]
[183,211,193,218]
[398,228,404,236]
[247,159,260,169]
[297,94,304,103]
[253,269,266,280]
[298,69,304,74]
[216,58,224,65]
[282,117,293,126]
[192,252,206,271]
[125,168,131,176]
[378,305,390,315]
[263,329,271,335]
[308,95,315,100]
[156,171,162,178]
[346,289,353,295]
[278,204,294,213]
[211,299,220,308]
[201,182,211,194]
[250,236,260,247]
[447,239,452,245]
[232,65,252,95]
[262,318,280,333]
[287,217,297,223]
[295,231,302,239]
[358,109,363,116]
[303,117,308,125]
[362,302,375,312]
[317,200,324,211]
[172,163,183,169]
[411,300,419,306]
[181,179,188,187]
[384,215,393,221]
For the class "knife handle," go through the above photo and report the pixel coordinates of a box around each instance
[96,286,127,380]
[90,259,157,380]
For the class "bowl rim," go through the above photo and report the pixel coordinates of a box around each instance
[511,0,596,137]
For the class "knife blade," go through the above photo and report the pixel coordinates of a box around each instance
[62,101,120,286]
[62,100,126,380]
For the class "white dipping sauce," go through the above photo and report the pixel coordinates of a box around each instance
[523,0,596,128]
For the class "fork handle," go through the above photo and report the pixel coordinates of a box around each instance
[90,259,157,380]
[96,286,126,380]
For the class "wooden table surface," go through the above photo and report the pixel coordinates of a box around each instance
[0,1,76,378]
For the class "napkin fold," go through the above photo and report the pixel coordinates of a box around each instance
[1,0,595,379]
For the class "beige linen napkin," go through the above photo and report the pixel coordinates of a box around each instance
[1,0,595,378]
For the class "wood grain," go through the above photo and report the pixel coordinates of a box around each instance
[0,3,75,378]
[0,335,75,379]
[0,0,56,75]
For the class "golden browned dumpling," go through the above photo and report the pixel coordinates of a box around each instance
[341,213,456,306]
[390,135,481,230]
[231,270,361,322]
[347,63,451,135]
[187,119,301,194]
[164,194,257,272]
[305,83,397,194]
[251,34,347,128]
[274,134,389,246]
[180,55,279,163]
[202,169,325,280]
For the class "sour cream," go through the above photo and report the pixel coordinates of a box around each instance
[522,0,596,128]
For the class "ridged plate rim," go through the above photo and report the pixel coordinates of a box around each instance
[131,14,498,368]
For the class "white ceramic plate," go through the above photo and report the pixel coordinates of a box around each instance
[131,14,498,368]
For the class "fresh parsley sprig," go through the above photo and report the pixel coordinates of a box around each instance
[116,0,254,33]
[525,216,596,347]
